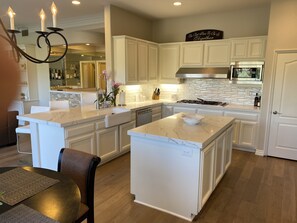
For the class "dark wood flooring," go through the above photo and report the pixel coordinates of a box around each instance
[1,146,296,223]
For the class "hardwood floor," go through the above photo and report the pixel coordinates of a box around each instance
[1,146,296,223]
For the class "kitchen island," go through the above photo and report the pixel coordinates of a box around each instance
[128,113,234,221]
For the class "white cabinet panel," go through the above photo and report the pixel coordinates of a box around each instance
[119,121,136,153]
[224,126,233,171]
[96,126,119,160]
[126,39,138,83]
[148,44,158,81]
[180,42,204,67]
[162,105,173,118]
[197,108,224,116]
[231,36,266,60]
[159,43,180,83]
[214,132,225,187]
[204,41,231,66]
[66,132,96,155]
[199,141,215,209]
[138,41,148,83]
[173,107,197,114]
[238,120,257,148]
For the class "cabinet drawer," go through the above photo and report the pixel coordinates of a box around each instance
[65,123,95,138]
[224,111,258,121]
[152,105,162,115]
[197,109,224,116]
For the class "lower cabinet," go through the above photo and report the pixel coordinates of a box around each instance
[96,126,119,161]
[66,132,96,155]
[199,125,233,210]
[119,121,136,154]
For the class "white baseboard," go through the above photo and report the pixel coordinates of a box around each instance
[255,149,265,156]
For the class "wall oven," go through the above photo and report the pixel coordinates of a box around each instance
[229,61,264,83]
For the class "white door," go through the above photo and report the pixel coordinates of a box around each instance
[268,51,297,160]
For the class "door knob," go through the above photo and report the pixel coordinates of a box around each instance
[273,111,281,115]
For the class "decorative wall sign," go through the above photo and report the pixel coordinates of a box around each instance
[185,29,223,41]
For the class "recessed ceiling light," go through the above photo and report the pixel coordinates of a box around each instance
[86,43,90,46]
[173,2,182,6]
[81,54,84,57]
[72,1,81,5]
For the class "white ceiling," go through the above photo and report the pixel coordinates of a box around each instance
[0,0,272,30]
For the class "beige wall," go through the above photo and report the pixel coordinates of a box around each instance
[152,5,270,43]
[110,5,153,41]
[258,0,297,154]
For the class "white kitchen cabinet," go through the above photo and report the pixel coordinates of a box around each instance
[224,125,233,171]
[214,132,225,187]
[224,111,259,150]
[137,41,148,83]
[231,36,267,60]
[199,141,215,208]
[96,126,119,161]
[162,105,173,118]
[119,121,136,154]
[148,43,158,82]
[180,42,204,67]
[65,123,96,155]
[159,43,180,83]
[204,40,231,67]
[238,120,257,147]
[113,36,159,85]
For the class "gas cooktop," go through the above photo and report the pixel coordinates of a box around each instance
[177,98,228,106]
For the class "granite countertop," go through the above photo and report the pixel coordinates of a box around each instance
[128,113,235,148]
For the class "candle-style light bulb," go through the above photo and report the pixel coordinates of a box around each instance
[39,9,46,32]
[7,7,15,30]
[51,2,57,27]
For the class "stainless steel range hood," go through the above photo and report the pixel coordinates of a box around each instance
[176,67,229,79]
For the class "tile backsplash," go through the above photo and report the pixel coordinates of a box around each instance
[121,79,262,105]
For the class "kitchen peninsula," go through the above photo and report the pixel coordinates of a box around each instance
[128,113,234,221]
[17,101,163,171]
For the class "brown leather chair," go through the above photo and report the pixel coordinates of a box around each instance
[57,148,101,223]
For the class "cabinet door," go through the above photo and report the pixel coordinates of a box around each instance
[224,126,233,171]
[231,40,248,59]
[232,120,240,145]
[238,121,257,148]
[96,126,119,161]
[162,105,173,118]
[204,41,231,66]
[159,44,180,83]
[138,42,148,83]
[148,44,158,81]
[66,133,96,155]
[214,132,225,187]
[126,39,138,83]
[247,38,266,59]
[119,121,136,153]
[180,42,204,67]
[199,141,215,209]
[173,107,197,114]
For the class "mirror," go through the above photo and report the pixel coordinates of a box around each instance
[49,44,105,90]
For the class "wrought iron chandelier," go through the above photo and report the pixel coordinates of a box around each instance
[0,2,68,64]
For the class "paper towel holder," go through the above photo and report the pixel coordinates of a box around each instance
[118,90,126,106]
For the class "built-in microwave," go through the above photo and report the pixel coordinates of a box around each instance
[229,61,264,83]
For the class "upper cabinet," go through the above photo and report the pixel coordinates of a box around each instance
[113,36,158,85]
[231,36,267,60]
[180,40,231,67]
[159,43,180,83]
[180,42,204,67]
[204,40,231,66]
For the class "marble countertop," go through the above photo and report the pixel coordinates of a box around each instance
[163,101,260,113]
[128,113,235,148]
[17,100,165,127]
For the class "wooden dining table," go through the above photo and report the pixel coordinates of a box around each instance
[0,166,81,223]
